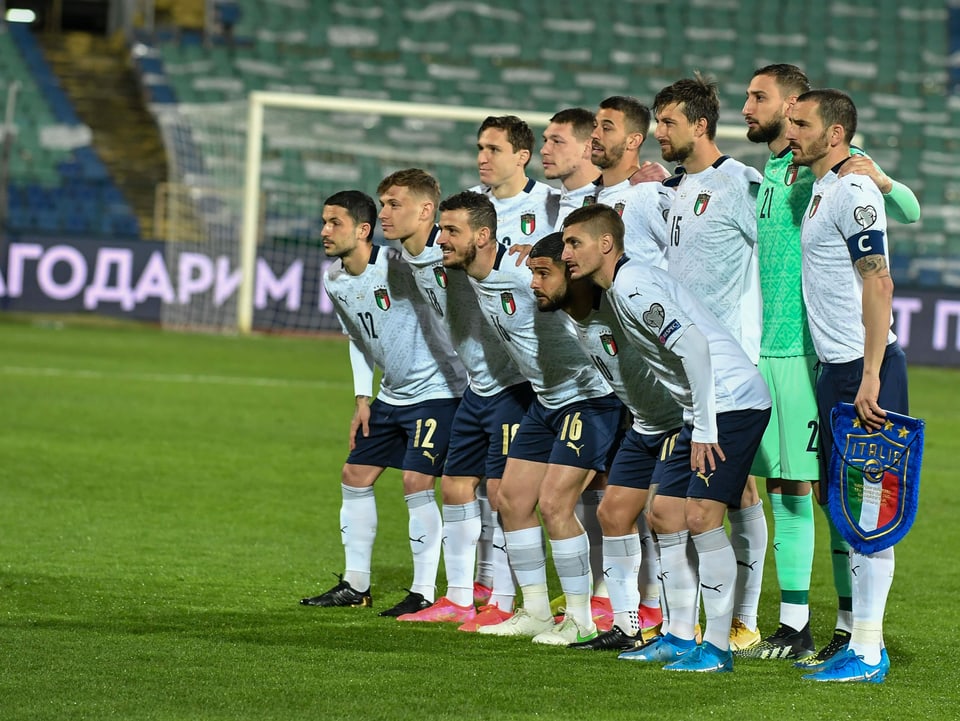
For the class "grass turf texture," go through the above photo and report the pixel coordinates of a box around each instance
[1,316,957,720]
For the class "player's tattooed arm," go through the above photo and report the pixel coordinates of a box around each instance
[854,253,889,279]
[856,256,895,430]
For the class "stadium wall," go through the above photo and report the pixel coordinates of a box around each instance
[3,234,960,367]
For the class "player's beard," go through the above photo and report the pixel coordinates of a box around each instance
[792,129,831,167]
[534,286,569,313]
[746,114,784,144]
[593,139,625,170]
[324,242,352,259]
[660,139,694,164]
[443,242,477,271]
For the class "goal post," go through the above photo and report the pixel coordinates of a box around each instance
[158,91,766,335]
[237,92,556,334]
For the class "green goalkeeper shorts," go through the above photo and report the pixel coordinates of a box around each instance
[750,354,821,481]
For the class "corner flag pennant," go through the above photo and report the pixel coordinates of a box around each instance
[828,402,924,554]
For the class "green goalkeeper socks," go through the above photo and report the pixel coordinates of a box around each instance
[819,501,854,625]
[770,491,815,606]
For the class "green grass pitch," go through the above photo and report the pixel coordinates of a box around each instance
[1,315,958,720]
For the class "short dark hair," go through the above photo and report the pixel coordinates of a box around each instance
[478,115,535,154]
[324,190,377,238]
[563,203,625,253]
[376,168,441,206]
[598,96,652,140]
[529,231,566,263]
[438,190,497,238]
[752,63,811,98]
[549,107,596,140]
[653,72,720,139]
[798,89,858,145]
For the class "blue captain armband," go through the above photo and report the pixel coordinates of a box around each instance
[846,229,886,261]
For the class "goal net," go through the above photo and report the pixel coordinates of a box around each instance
[155,92,765,334]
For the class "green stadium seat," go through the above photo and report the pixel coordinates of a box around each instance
[122,0,953,275]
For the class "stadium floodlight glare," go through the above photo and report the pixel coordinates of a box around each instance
[5,8,36,23]
[158,91,764,335]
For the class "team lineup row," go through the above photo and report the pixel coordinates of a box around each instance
[300,65,920,683]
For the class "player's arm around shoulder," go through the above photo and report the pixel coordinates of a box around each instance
[838,154,920,224]
[628,161,671,184]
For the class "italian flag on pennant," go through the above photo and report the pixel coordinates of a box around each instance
[842,464,902,532]
[828,402,924,554]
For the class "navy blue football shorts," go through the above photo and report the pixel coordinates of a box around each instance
[657,408,771,506]
[508,393,625,471]
[607,426,685,491]
[815,341,908,502]
[443,382,535,479]
[346,396,461,476]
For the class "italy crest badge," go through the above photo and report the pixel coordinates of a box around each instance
[828,402,924,554]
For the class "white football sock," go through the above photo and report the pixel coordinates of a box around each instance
[441,501,481,607]
[603,534,642,635]
[728,500,766,631]
[578,490,607,597]
[504,525,549,619]
[405,490,441,602]
[849,547,895,665]
[638,514,661,609]
[340,484,376,591]
[474,483,494,588]
[693,527,737,651]
[488,511,515,611]
[657,530,699,642]
[551,532,594,628]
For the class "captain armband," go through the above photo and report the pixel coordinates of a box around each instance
[845,229,886,262]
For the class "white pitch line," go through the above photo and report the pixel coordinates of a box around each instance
[0,365,339,389]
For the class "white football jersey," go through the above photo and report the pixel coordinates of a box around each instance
[555,177,601,229]
[469,178,559,246]
[468,245,612,408]
[801,167,897,364]
[401,226,527,396]
[664,156,763,363]
[324,245,467,405]
[607,255,770,442]
[570,286,681,434]
[597,178,671,269]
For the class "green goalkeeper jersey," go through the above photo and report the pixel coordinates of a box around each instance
[757,147,816,357]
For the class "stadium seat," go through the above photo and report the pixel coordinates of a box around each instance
[1,23,138,239]
[96,0,949,265]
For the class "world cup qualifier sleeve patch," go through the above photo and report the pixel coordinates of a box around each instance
[828,402,924,554]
